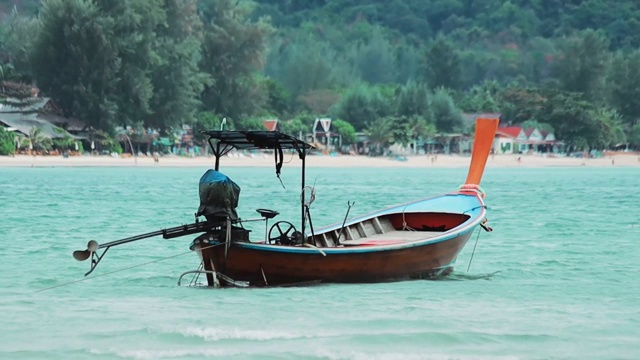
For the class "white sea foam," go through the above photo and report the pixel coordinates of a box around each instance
[90,347,522,360]
[178,326,305,341]
[90,347,229,359]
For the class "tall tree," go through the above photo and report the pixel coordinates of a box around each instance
[350,27,396,84]
[629,124,640,148]
[94,0,166,127]
[332,119,357,145]
[498,86,547,125]
[279,117,307,138]
[0,8,38,82]
[265,33,354,107]
[588,108,626,149]
[263,77,290,117]
[31,0,167,131]
[395,44,421,84]
[459,81,500,113]
[198,0,272,121]
[297,89,340,115]
[552,30,610,102]
[146,0,207,130]
[608,50,640,125]
[333,85,378,131]
[396,81,432,120]
[423,35,462,90]
[31,0,120,130]
[431,88,463,132]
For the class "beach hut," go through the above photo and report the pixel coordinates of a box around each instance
[262,119,281,132]
[494,126,527,154]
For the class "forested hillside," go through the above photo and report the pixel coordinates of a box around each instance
[1,0,640,152]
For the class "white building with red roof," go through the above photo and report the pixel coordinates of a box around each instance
[493,126,563,154]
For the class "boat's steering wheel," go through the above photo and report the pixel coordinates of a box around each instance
[268,221,297,245]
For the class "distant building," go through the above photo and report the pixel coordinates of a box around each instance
[494,126,526,154]
[0,97,85,140]
[262,119,281,132]
[494,125,563,154]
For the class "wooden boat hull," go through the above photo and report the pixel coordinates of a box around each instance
[188,191,488,286]
[196,230,473,285]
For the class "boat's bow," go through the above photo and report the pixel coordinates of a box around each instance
[458,118,500,197]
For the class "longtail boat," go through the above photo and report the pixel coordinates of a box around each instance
[73,118,499,287]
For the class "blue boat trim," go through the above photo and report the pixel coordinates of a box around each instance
[236,207,485,254]
[312,192,485,234]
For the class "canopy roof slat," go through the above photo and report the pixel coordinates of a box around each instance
[202,130,314,152]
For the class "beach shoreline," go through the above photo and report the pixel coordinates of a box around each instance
[1,152,639,168]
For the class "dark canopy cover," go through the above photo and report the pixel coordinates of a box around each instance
[196,170,240,223]
[202,130,314,151]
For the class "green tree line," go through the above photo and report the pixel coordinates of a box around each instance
[1,0,639,151]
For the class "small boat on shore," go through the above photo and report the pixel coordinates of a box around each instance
[73,118,499,287]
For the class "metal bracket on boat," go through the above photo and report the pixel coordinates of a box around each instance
[260,266,268,285]
[480,218,493,232]
[217,273,250,287]
[336,201,355,245]
[178,270,220,287]
[177,270,249,288]
[73,221,217,276]
[85,247,110,276]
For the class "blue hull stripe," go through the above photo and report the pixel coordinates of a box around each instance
[236,193,485,255]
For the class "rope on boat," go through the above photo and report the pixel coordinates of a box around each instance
[190,262,204,287]
[35,242,226,293]
[466,228,482,272]
[303,243,327,256]
[459,184,486,198]
[401,203,416,231]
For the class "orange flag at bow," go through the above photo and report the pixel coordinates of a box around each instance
[464,118,500,186]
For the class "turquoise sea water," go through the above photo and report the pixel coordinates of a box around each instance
[0,165,639,360]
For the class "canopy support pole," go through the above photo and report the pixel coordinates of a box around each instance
[214,141,220,171]
[300,147,306,240]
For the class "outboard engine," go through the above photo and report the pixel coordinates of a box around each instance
[196,170,241,224]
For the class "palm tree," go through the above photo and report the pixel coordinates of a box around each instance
[365,118,393,156]
[0,64,17,82]
[28,127,51,155]
[14,133,29,154]
[407,116,437,154]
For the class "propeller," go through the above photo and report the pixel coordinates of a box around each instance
[72,240,99,261]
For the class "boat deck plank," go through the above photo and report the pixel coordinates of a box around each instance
[340,230,443,246]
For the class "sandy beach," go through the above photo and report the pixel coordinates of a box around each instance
[1,152,639,168]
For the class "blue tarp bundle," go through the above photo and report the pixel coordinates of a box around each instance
[196,170,241,222]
